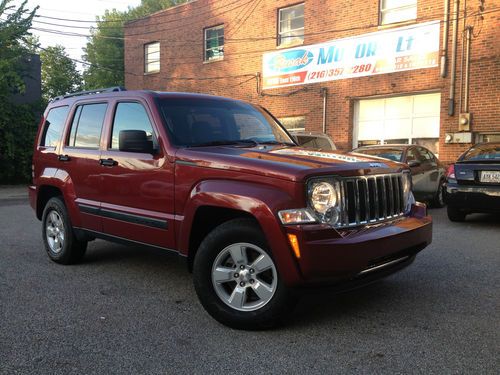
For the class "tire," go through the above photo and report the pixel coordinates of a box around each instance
[431,179,446,208]
[42,197,87,264]
[193,218,297,330]
[447,205,466,222]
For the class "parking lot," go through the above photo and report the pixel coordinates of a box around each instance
[1,187,499,374]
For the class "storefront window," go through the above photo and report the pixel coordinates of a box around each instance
[278,116,306,131]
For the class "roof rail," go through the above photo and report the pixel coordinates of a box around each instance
[51,86,126,102]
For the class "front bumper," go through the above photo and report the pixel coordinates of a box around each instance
[446,182,500,213]
[285,203,432,285]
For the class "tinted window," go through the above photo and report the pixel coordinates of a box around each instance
[462,143,500,161]
[355,148,403,162]
[41,106,69,147]
[417,147,434,163]
[157,98,293,147]
[67,103,107,148]
[406,148,418,163]
[111,102,155,149]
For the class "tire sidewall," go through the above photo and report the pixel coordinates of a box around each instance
[42,197,75,263]
[193,219,294,329]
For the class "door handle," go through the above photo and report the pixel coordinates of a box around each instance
[99,158,118,167]
[58,154,71,162]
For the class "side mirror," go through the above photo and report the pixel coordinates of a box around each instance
[408,160,421,168]
[119,130,154,154]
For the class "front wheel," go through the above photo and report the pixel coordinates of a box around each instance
[193,218,296,330]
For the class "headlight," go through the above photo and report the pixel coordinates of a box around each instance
[308,180,341,225]
[310,182,337,214]
[402,172,412,211]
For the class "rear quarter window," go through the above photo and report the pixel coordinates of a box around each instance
[40,106,69,147]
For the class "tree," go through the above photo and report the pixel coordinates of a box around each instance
[0,0,40,184]
[83,0,187,89]
[40,45,82,101]
[0,0,37,96]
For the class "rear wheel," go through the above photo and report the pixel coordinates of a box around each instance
[447,205,466,222]
[193,218,296,330]
[42,197,87,264]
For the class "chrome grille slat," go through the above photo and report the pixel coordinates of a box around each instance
[339,173,405,228]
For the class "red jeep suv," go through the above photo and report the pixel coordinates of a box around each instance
[30,88,432,329]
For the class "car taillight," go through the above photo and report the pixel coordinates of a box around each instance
[446,164,456,180]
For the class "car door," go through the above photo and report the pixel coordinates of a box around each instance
[98,100,175,250]
[59,101,109,232]
[406,147,425,200]
[416,147,438,197]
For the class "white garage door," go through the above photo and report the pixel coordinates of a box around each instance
[354,93,441,155]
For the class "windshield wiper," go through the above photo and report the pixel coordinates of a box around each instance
[189,139,259,148]
[257,140,296,146]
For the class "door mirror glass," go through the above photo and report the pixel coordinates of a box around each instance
[119,130,154,154]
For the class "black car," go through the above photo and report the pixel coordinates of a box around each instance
[445,142,500,222]
[353,144,447,207]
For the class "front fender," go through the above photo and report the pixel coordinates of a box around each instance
[178,179,304,286]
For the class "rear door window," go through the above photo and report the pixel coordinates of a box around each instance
[40,106,69,147]
[67,103,108,148]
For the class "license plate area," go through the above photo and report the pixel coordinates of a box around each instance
[480,171,500,183]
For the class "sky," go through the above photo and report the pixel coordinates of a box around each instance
[11,0,141,67]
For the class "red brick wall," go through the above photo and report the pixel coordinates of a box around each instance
[124,0,500,163]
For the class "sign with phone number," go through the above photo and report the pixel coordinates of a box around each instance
[262,21,440,90]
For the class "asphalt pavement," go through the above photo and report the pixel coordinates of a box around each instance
[1,186,499,374]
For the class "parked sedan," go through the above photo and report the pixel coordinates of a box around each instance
[353,144,447,207]
[289,131,336,151]
[445,142,500,221]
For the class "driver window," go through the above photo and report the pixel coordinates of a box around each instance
[111,102,156,150]
[406,148,418,162]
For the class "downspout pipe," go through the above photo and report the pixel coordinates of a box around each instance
[440,0,450,77]
[321,88,328,134]
[463,26,472,113]
[448,0,460,116]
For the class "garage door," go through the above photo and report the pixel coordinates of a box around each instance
[353,93,440,155]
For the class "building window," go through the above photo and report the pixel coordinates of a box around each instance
[476,133,500,143]
[278,3,304,47]
[204,25,224,62]
[278,116,306,131]
[380,0,417,25]
[144,42,160,73]
[354,93,440,155]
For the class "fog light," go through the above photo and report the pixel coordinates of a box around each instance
[324,207,340,225]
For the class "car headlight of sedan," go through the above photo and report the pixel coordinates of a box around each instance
[402,171,415,212]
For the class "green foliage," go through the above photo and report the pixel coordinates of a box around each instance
[0,0,40,184]
[40,45,82,102]
[83,0,187,89]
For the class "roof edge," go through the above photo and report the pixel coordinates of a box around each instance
[125,0,199,27]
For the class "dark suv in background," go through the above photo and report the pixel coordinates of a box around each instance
[30,88,432,329]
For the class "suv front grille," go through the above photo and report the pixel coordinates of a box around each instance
[339,174,405,227]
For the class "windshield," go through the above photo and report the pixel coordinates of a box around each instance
[354,148,404,162]
[461,143,500,161]
[156,97,294,147]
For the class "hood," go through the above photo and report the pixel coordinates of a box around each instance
[176,145,407,182]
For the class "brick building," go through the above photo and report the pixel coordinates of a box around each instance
[124,0,499,162]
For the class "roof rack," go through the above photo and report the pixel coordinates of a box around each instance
[51,86,126,102]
